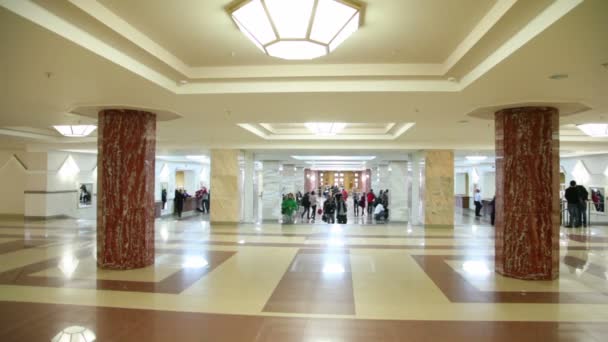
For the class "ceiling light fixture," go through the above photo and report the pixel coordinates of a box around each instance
[304,122,346,136]
[576,123,608,137]
[227,0,363,60]
[465,156,488,162]
[53,125,97,137]
[292,155,375,161]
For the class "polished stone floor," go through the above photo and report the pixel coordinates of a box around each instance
[0,214,607,341]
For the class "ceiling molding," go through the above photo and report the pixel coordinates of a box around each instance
[0,0,585,94]
[237,123,415,140]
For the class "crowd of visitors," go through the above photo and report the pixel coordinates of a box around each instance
[281,186,391,225]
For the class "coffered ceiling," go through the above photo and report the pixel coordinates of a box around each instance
[0,0,607,156]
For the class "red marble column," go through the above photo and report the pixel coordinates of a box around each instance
[97,109,156,269]
[495,107,560,280]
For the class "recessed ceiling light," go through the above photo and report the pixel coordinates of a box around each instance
[465,156,488,162]
[549,74,568,80]
[305,122,346,136]
[178,80,188,85]
[447,77,458,82]
[576,123,608,137]
[292,156,376,161]
[227,0,364,60]
[53,125,97,137]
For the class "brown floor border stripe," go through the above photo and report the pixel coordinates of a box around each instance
[263,248,356,315]
[0,248,235,294]
[412,254,608,304]
[0,301,606,342]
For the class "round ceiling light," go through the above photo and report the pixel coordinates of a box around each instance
[227,0,364,60]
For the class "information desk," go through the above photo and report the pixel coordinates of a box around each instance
[154,197,199,218]
[454,195,471,209]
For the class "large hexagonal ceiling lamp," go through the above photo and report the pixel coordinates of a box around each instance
[227,0,363,60]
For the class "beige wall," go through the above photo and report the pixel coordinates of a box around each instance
[210,149,240,223]
[424,150,454,227]
[0,156,26,215]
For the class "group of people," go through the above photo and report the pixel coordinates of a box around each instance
[281,187,391,224]
[171,186,210,219]
[565,180,590,228]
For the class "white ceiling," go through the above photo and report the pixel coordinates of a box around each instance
[0,0,607,159]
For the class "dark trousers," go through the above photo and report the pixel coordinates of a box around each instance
[567,203,580,227]
[301,205,310,219]
[311,205,317,219]
[337,214,347,224]
[579,202,587,227]
[354,202,359,216]
[474,201,482,216]
[491,211,495,225]
[201,200,209,213]
[367,203,374,215]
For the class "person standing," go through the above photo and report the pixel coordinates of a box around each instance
[310,191,318,221]
[474,189,483,217]
[382,189,390,220]
[353,192,359,217]
[323,194,336,224]
[336,193,348,224]
[161,188,167,209]
[565,181,581,228]
[490,195,496,226]
[366,190,376,215]
[174,188,185,219]
[576,184,589,227]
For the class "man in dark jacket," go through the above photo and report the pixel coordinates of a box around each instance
[565,181,580,228]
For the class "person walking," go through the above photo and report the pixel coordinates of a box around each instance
[300,192,311,220]
[366,190,376,215]
[353,192,359,217]
[310,191,318,221]
[359,192,366,216]
[565,181,581,228]
[281,193,298,224]
[161,188,167,209]
[474,189,483,217]
[576,184,589,227]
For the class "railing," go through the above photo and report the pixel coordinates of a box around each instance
[561,200,592,227]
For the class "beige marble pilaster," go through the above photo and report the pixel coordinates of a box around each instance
[424,150,454,228]
[210,149,240,223]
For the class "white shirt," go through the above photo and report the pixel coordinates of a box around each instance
[474,193,482,202]
[309,194,317,205]
[374,203,385,214]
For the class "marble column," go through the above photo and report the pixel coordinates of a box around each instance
[281,164,297,194]
[495,107,559,280]
[243,151,255,223]
[97,109,156,270]
[424,150,454,228]
[410,152,423,225]
[295,167,305,194]
[262,161,281,221]
[210,149,240,224]
[388,161,409,222]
